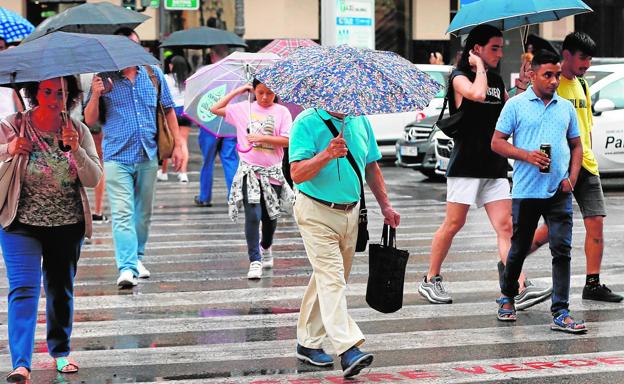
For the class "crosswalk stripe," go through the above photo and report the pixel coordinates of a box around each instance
[0,165,621,382]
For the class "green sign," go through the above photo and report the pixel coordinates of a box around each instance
[165,0,199,10]
[149,0,159,7]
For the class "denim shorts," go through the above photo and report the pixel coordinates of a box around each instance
[573,167,606,218]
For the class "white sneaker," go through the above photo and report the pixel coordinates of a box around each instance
[177,173,189,183]
[137,260,151,278]
[156,169,168,181]
[260,244,273,268]
[117,270,138,288]
[247,261,263,279]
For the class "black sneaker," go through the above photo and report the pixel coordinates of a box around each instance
[582,284,623,302]
[92,214,109,224]
[193,196,212,207]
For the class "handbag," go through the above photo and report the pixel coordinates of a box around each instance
[366,224,410,313]
[0,112,25,209]
[320,115,369,252]
[145,66,175,161]
[434,78,464,138]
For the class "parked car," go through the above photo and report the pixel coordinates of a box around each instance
[369,64,452,159]
[395,114,446,178]
[430,63,624,177]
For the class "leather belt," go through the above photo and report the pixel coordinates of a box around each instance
[301,192,358,211]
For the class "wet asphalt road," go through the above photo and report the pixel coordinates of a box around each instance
[0,132,623,383]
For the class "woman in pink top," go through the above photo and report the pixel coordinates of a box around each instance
[211,79,293,280]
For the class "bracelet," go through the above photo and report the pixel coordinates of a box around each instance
[567,177,574,191]
[476,70,487,75]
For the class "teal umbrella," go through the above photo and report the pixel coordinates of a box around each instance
[22,2,149,43]
[160,27,247,49]
[447,0,592,36]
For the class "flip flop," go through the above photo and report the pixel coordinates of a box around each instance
[55,357,79,373]
[6,367,30,383]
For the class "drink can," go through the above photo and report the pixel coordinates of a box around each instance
[540,144,551,173]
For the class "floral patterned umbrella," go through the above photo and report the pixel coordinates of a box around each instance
[258,38,319,57]
[255,45,442,116]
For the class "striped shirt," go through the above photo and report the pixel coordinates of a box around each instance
[94,65,174,164]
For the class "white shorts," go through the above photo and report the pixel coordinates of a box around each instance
[446,177,511,208]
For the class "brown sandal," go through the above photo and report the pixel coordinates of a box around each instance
[6,367,30,383]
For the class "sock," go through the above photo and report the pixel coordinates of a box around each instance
[586,274,600,286]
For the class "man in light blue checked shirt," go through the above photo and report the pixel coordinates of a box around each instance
[491,50,584,333]
[84,29,188,288]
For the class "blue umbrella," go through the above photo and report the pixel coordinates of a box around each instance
[0,31,159,85]
[255,45,441,116]
[22,2,150,43]
[0,7,34,43]
[160,27,247,49]
[447,0,593,35]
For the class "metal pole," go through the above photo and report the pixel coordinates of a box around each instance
[159,0,166,66]
[234,0,245,37]
[199,0,205,26]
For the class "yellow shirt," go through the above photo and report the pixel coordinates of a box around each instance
[556,76,599,175]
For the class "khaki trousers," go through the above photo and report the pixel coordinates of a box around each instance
[294,192,364,355]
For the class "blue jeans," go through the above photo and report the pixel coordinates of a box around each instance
[0,222,84,370]
[243,177,281,262]
[104,159,158,275]
[198,130,238,204]
[502,191,573,314]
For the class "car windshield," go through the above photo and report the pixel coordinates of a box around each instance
[584,71,613,87]
[424,70,449,98]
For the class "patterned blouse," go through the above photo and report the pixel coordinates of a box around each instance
[16,111,84,226]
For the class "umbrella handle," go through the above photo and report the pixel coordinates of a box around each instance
[236,143,254,153]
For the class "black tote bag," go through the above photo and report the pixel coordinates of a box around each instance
[365,225,410,313]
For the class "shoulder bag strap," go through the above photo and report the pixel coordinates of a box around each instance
[144,65,162,101]
[318,111,366,210]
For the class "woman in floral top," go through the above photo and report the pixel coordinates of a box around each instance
[0,76,102,382]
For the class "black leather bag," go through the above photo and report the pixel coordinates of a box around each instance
[321,116,369,252]
[366,225,410,313]
[434,79,464,138]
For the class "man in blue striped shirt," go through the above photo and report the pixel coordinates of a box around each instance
[84,29,188,288]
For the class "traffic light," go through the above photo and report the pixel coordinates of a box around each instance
[122,0,136,11]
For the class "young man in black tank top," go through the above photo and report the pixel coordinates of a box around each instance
[418,25,551,309]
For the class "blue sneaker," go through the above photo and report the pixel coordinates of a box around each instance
[296,344,334,367]
[340,346,373,378]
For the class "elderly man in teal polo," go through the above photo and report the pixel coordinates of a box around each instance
[289,108,400,378]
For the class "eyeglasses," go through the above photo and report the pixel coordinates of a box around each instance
[39,88,65,99]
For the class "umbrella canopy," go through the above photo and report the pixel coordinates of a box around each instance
[255,45,442,116]
[258,38,319,57]
[0,7,34,43]
[447,0,593,35]
[184,52,280,138]
[0,31,159,84]
[22,2,149,43]
[160,27,247,49]
[526,33,559,55]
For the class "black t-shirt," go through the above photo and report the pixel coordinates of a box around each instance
[446,69,508,178]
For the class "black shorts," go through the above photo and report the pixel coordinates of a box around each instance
[573,167,606,218]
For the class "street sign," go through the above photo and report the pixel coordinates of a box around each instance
[149,0,159,8]
[164,0,199,10]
